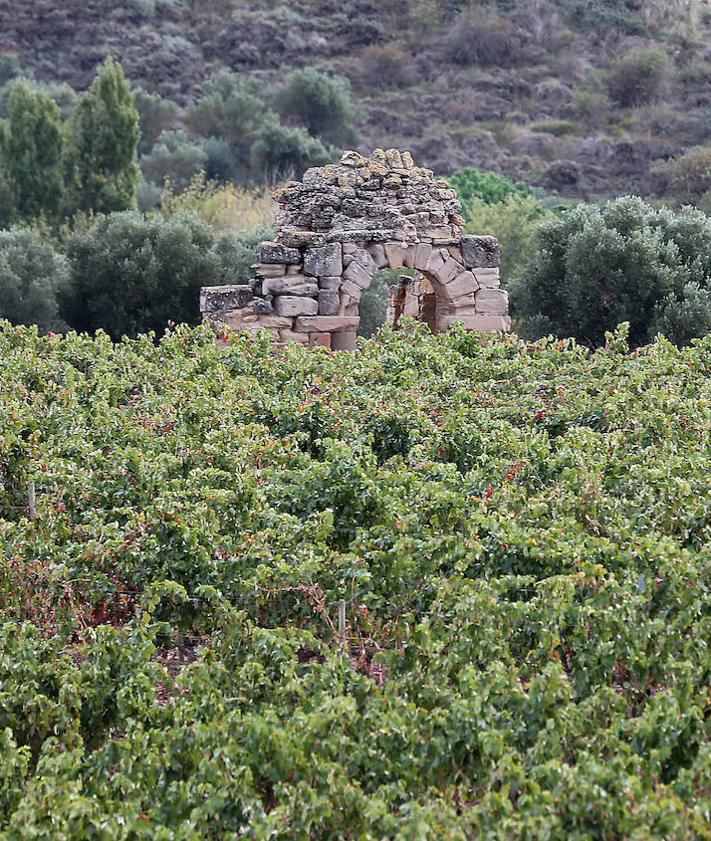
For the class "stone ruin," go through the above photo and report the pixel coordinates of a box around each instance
[200,148,510,350]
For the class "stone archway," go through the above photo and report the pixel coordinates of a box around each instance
[200,149,510,350]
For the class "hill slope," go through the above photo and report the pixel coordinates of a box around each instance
[2,0,711,199]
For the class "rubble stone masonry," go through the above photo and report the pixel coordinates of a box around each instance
[200,148,510,350]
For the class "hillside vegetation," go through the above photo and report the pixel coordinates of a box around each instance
[2,0,711,200]
[1,322,709,837]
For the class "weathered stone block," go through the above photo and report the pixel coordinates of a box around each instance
[243,315,293,330]
[340,294,359,316]
[331,330,359,352]
[278,329,309,344]
[475,288,509,316]
[304,242,343,277]
[420,225,457,241]
[446,304,477,316]
[294,316,360,333]
[438,257,464,285]
[403,296,420,317]
[367,243,387,268]
[255,297,273,315]
[279,229,327,249]
[318,276,341,290]
[473,268,500,288]
[446,270,479,299]
[274,296,319,317]
[402,246,418,269]
[425,249,446,276]
[258,241,301,265]
[449,291,477,309]
[412,242,433,270]
[262,276,319,296]
[384,241,406,269]
[318,290,340,315]
[255,263,287,278]
[461,235,501,269]
[309,332,332,349]
[353,248,377,272]
[200,285,254,313]
[206,311,247,331]
[340,279,364,300]
[343,259,373,289]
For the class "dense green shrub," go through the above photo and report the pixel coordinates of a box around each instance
[0,54,22,87]
[651,280,711,346]
[63,211,245,338]
[358,268,400,337]
[185,73,270,183]
[0,76,77,122]
[651,144,711,204]
[274,68,359,147]
[466,194,551,283]
[449,166,534,219]
[140,128,207,190]
[249,118,329,181]
[606,48,670,107]
[133,86,179,155]
[0,227,70,331]
[184,73,330,183]
[0,83,64,222]
[65,58,141,215]
[0,322,709,836]
[511,196,711,347]
[568,0,648,34]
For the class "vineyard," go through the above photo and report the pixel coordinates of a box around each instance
[1,320,710,838]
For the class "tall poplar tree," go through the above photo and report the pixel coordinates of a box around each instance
[67,58,140,214]
[2,83,64,221]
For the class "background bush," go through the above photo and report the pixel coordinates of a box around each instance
[0,227,70,331]
[159,173,276,234]
[63,211,247,339]
[449,166,534,219]
[511,196,711,347]
[651,145,711,205]
[467,194,552,285]
[140,128,208,191]
[606,48,670,107]
[443,4,523,67]
[249,118,330,181]
[358,45,418,90]
[273,69,359,148]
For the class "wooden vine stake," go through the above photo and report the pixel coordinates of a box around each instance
[28,481,37,520]
[338,599,346,647]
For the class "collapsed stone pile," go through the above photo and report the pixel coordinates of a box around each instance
[200,149,510,350]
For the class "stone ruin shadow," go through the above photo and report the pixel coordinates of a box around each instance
[200,149,510,350]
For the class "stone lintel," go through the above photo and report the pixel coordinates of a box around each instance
[294,316,360,333]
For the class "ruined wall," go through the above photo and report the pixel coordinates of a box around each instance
[200,149,510,349]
